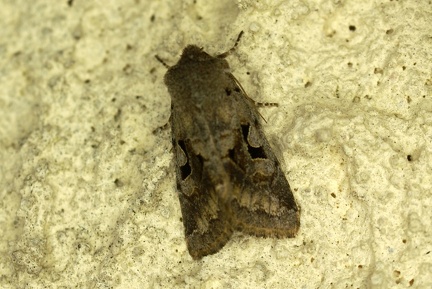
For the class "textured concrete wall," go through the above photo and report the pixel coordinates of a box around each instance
[1,0,431,288]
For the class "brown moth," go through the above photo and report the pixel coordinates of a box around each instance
[157,32,300,259]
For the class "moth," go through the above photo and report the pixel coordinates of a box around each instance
[156,32,300,259]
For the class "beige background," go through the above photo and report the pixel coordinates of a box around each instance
[1,0,431,288]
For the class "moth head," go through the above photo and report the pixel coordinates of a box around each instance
[179,45,215,62]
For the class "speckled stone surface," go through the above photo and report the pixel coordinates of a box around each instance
[0,0,431,288]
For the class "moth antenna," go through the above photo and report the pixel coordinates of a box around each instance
[155,55,170,69]
[217,31,244,59]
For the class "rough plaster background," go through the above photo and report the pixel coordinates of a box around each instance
[0,0,431,288]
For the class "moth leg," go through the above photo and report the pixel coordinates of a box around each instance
[152,122,170,135]
[255,102,278,107]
